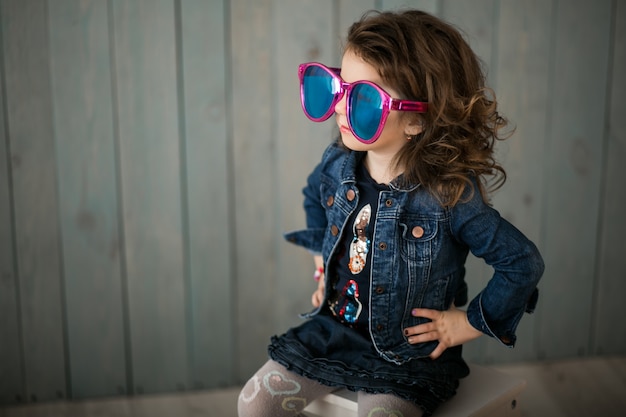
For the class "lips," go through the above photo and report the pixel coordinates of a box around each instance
[339,125,351,134]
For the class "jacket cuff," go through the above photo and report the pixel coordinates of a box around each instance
[525,288,539,313]
[283,228,325,254]
[466,292,517,348]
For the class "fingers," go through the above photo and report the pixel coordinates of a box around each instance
[406,330,439,345]
[311,276,325,307]
[403,307,441,340]
[410,308,441,320]
[404,306,483,357]
[311,287,324,307]
[404,321,437,337]
[429,343,447,360]
[311,294,319,307]
[404,308,446,347]
[312,293,321,307]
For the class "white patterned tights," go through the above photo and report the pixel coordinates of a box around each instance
[237,360,424,417]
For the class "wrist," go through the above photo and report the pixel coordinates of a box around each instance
[313,266,324,281]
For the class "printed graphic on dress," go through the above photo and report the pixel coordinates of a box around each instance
[348,204,371,274]
[331,279,363,324]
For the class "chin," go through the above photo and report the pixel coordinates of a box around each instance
[340,133,369,151]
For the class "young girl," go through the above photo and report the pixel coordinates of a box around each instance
[238,9,544,417]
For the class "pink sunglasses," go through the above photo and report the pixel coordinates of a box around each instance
[298,62,428,143]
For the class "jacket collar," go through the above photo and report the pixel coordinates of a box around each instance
[341,150,420,192]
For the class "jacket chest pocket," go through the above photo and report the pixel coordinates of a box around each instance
[398,218,438,265]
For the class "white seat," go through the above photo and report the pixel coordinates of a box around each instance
[303,364,525,417]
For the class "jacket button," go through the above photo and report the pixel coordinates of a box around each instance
[378,242,387,250]
[330,225,339,236]
[412,226,424,238]
[346,189,356,201]
[385,199,393,207]
[375,286,384,294]
[376,324,384,331]
[326,195,334,206]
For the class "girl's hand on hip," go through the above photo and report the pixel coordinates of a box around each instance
[403,304,483,360]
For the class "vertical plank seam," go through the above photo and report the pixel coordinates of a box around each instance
[269,0,281,338]
[536,0,558,360]
[485,0,499,364]
[173,0,193,391]
[106,0,134,395]
[223,0,238,385]
[589,0,617,355]
[434,0,442,17]
[489,0,500,92]
[0,0,27,403]
[333,0,340,63]
[44,0,73,400]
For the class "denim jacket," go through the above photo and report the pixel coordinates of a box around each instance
[285,142,544,364]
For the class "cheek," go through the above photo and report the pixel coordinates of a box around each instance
[386,113,408,132]
[379,116,410,142]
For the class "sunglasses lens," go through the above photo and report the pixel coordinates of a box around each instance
[302,65,338,120]
[349,83,384,141]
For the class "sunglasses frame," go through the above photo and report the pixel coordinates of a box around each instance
[298,62,428,143]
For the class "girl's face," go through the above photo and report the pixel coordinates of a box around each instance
[335,50,421,155]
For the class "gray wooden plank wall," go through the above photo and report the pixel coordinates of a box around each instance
[0,0,624,406]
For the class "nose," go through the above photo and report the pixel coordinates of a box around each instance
[334,89,347,117]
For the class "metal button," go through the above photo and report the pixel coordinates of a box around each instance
[376,324,384,331]
[385,199,393,207]
[412,226,424,238]
[326,195,334,206]
[375,286,384,294]
[331,225,339,236]
[378,242,387,250]
[346,189,356,201]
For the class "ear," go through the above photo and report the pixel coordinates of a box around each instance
[404,118,423,137]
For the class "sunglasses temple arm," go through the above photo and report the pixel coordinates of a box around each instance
[392,100,429,112]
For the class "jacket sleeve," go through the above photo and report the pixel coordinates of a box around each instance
[449,183,544,347]
[283,144,335,254]
[302,161,327,230]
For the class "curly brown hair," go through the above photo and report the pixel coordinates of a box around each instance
[345,9,510,207]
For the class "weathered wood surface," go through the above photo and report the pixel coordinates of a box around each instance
[1,356,626,417]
